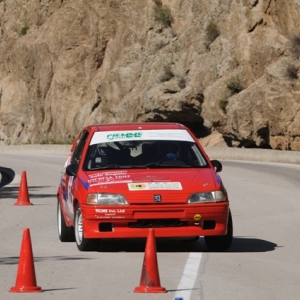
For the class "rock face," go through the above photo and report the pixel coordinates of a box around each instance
[0,0,300,150]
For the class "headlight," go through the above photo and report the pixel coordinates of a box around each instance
[87,193,128,205]
[187,191,226,203]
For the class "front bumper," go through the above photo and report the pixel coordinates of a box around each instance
[80,202,230,239]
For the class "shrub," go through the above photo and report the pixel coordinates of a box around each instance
[152,0,162,8]
[225,74,243,94]
[19,24,29,36]
[155,41,166,51]
[40,107,45,122]
[218,98,229,111]
[289,33,300,59]
[159,65,174,82]
[178,77,186,89]
[205,21,219,44]
[285,63,298,80]
[154,5,173,27]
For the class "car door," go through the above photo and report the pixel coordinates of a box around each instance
[64,130,89,221]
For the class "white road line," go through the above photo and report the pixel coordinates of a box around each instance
[174,252,202,300]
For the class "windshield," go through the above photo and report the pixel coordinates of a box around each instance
[83,139,209,170]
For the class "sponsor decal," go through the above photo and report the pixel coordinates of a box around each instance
[79,177,89,190]
[90,129,194,145]
[107,132,143,140]
[62,185,67,201]
[95,209,108,213]
[95,208,126,218]
[88,171,132,186]
[128,182,182,190]
[215,173,222,185]
[194,214,201,221]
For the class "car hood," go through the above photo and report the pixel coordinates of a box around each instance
[79,168,223,204]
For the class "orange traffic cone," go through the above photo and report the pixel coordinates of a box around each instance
[9,228,42,293]
[134,229,166,293]
[14,171,33,206]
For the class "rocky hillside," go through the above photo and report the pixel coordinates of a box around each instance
[0,0,299,150]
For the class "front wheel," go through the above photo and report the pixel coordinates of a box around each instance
[74,203,97,251]
[57,200,74,242]
[204,210,233,252]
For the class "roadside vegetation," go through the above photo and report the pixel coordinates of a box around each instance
[285,63,298,80]
[218,98,229,111]
[159,65,174,82]
[225,74,243,94]
[205,20,220,46]
[40,139,73,145]
[219,74,244,112]
[154,5,173,27]
[289,33,300,59]
[13,23,30,36]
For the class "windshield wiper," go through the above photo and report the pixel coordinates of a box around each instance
[97,164,142,169]
[98,164,120,169]
[144,163,160,168]
[89,163,193,170]
[143,163,191,168]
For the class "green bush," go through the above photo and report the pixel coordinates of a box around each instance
[218,98,229,111]
[152,0,162,8]
[285,63,298,80]
[154,5,173,27]
[225,74,243,94]
[40,107,45,122]
[178,77,186,89]
[155,41,166,51]
[19,24,29,36]
[205,21,219,44]
[159,65,174,82]
[289,33,300,59]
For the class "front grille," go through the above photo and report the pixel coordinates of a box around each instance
[202,220,216,229]
[129,219,188,228]
[99,223,113,232]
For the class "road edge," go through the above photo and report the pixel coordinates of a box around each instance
[0,145,299,165]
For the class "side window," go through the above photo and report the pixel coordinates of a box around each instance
[70,130,89,164]
[190,144,208,167]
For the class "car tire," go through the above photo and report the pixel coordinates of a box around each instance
[57,200,74,242]
[74,203,97,251]
[204,210,233,252]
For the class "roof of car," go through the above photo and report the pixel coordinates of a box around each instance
[83,122,188,132]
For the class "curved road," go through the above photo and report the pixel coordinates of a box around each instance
[0,153,299,300]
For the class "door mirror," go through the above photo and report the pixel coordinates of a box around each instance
[211,160,222,172]
[66,163,79,177]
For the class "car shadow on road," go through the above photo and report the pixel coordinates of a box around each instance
[94,236,278,253]
[227,236,278,252]
[0,255,95,266]
[0,186,55,199]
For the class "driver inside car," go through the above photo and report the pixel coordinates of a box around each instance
[158,142,180,162]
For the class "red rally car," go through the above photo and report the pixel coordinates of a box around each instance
[57,123,233,251]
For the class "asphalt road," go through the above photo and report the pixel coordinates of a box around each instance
[0,151,299,300]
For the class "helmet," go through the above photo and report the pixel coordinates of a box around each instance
[159,142,180,159]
